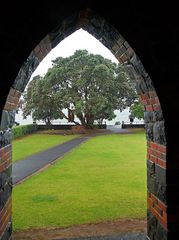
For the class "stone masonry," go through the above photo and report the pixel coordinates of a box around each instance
[0,8,168,240]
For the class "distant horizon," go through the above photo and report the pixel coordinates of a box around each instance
[18,29,143,126]
[15,108,144,126]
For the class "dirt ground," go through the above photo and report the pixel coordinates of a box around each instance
[12,219,147,240]
[37,128,111,135]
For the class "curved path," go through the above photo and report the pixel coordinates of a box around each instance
[12,136,90,185]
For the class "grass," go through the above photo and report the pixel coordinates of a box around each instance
[13,131,147,230]
[12,133,79,162]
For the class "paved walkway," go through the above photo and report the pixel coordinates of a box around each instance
[12,127,137,185]
[12,136,90,185]
[106,126,133,134]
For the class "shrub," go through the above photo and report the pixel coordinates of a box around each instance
[12,124,38,139]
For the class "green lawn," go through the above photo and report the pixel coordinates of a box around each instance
[12,133,79,162]
[13,132,147,230]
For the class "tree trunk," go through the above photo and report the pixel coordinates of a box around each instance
[45,118,51,126]
[61,110,80,125]
[86,116,94,128]
[77,113,86,126]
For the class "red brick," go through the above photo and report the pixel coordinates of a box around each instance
[154,208,167,230]
[149,97,156,105]
[4,88,22,110]
[146,104,153,112]
[147,148,154,155]
[149,142,158,150]
[154,150,162,158]
[157,145,166,154]
[150,194,158,204]
[147,197,153,208]
[14,90,21,98]
[149,142,166,154]
[149,155,158,163]
[0,145,12,164]
[158,200,167,212]
[141,99,148,105]
[157,159,166,168]
[153,104,161,111]
[0,161,11,172]
[154,203,163,216]
[0,197,11,220]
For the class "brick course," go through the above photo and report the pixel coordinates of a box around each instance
[4,88,21,111]
[148,192,167,230]
[0,145,12,172]
[147,141,166,169]
[0,197,12,238]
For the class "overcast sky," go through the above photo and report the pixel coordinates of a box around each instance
[30,28,118,80]
[17,29,143,125]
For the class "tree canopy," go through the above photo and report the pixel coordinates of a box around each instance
[129,101,144,120]
[21,50,138,127]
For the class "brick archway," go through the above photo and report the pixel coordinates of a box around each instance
[0,9,167,240]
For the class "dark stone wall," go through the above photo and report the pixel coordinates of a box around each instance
[147,211,167,240]
[37,124,107,130]
[0,220,12,240]
[0,167,12,210]
[0,1,179,239]
[121,124,145,129]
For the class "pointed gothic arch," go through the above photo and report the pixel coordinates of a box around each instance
[0,8,167,240]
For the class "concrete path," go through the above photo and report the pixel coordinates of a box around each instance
[106,125,135,134]
[12,127,137,185]
[12,136,89,185]
[83,126,134,136]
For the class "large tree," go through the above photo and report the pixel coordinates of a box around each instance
[22,50,137,126]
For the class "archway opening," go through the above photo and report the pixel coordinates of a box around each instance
[0,9,166,240]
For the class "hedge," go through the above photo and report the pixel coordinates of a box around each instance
[12,124,38,139]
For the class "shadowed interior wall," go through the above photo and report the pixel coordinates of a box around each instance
[0,2,178,239]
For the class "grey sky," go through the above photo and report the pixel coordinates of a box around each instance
[30,28,118,80]
[16,29,143,125]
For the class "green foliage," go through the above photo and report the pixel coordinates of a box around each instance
[13,132,146,230]
[22,75,62,125]
[12,124,38,139]
[129,101,144,120]
[22,50,137,127]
